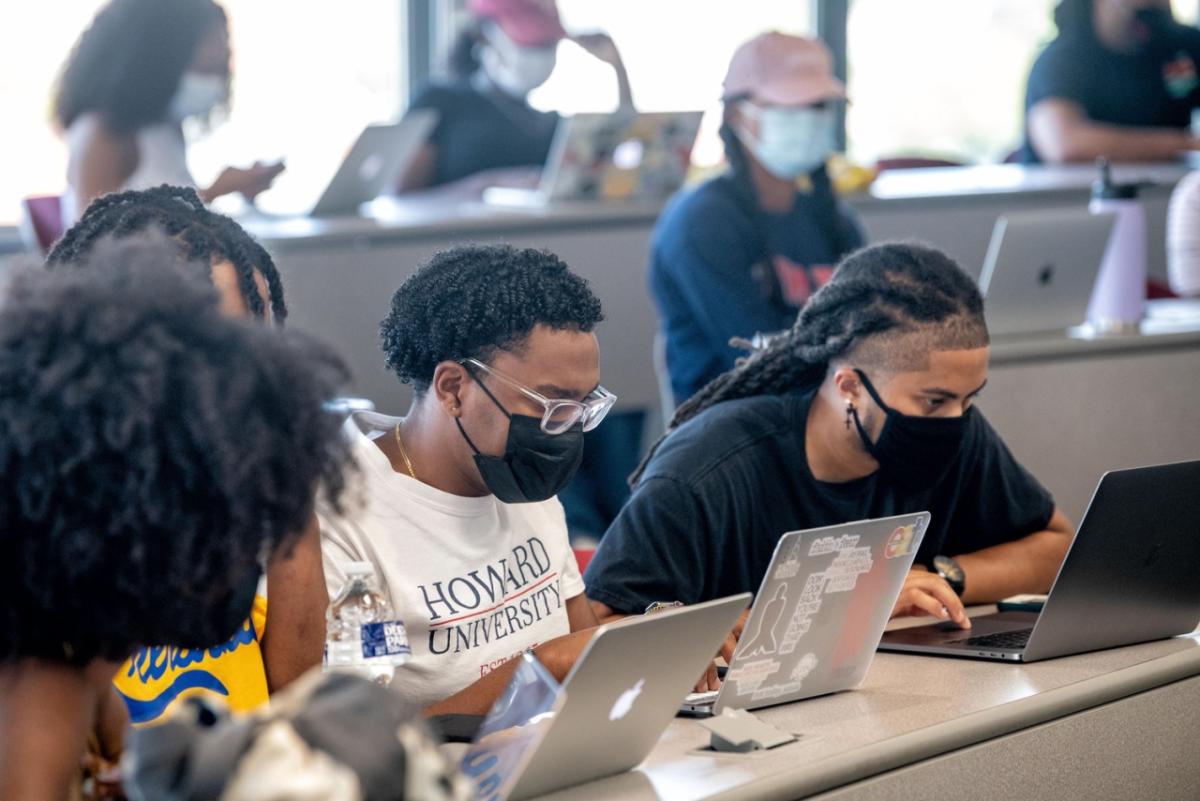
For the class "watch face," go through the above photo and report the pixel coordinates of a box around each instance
[933,555,964,582]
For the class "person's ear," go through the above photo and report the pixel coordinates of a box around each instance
[431,362,468,417]
[832,365,863,406]
[728,100,756,138]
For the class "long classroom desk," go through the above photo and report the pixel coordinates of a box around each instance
[245,162,1200,526]
[524,629,1200,801]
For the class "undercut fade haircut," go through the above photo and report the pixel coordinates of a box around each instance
[0,234,353,666]
[47,185,286,322]
[380,244,604,392]
[633,241,988,483]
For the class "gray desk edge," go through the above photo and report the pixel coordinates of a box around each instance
[709,647,1200,801]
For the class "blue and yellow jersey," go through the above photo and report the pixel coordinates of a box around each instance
[114,594,270,726]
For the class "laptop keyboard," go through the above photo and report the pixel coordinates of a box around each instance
[957,628,1033,650]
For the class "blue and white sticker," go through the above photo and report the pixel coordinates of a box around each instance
[361,620,412,659]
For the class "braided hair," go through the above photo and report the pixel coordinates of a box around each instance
[47,185,286,322]
[632,241,989,484]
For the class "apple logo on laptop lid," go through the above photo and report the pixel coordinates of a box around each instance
[609,679,645,721]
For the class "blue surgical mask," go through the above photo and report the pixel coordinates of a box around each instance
[737,103,837,180]
[480,23,557,98]
[168,71,226,120]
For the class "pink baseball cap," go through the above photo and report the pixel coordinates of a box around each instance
[469,0,566,48]
[722,32,846,106]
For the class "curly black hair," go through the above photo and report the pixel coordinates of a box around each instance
[631,241,989,483]
[47,185,286,322]
[54,0,227,133]
[0,234,353,666]
[380,244,604,392]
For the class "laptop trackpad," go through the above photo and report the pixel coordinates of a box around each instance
[884,611,1038,646]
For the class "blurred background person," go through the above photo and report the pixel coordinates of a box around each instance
[1022,0,1200,163]
[55,0,283,223]
[396,0,633,192]
[650,32,864,406]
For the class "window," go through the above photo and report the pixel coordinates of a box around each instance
[0,1,404,224]
[526,1,816,167]
[845,0,1200,166]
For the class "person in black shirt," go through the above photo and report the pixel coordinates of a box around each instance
[397,0,632,191]
[1022,0,1200,163]
[585,242,1074,651]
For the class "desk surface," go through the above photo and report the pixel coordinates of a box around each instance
[243,163,1193,249]
[525,632,1200,801]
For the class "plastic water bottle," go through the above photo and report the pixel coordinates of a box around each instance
[324,561,411,686]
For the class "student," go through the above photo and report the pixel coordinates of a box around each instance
[56,0,283,222]
[396,0,632,191]
[320,244,614,715]
[587,242,1074,635]
[650,32,864,405]
[0,237,353,801]
[47,186,324,724]
[1021,0,1200,164]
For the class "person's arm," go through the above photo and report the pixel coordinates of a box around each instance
[260,514,328,693]
[198,161,286,205]
[66,115,138,220]
[423,628,598,717]
[565,591,599,631]
[571,33,634,111]
[1028,98,1197,164]
[953,507,1073,604]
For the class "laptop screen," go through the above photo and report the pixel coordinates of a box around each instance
[460,653,565,801]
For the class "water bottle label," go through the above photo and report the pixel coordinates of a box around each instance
[361,621,411,659]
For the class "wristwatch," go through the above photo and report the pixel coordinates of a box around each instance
[932,555,966,597]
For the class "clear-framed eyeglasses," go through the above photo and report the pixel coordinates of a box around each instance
[462,358,617,435]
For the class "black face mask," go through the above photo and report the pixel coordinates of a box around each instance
[849,368,973,492]
[455,380,584,504]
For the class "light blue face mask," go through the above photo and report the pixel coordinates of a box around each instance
[737,103,837,180]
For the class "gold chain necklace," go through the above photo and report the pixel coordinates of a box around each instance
[393,424,417,480]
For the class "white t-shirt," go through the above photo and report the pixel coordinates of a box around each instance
[319,411,585,710]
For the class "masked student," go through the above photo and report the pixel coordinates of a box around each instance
[587,242,1074,640]
[650,32,864,405]
[47,186,327,727]
[0,237,355,801]
[57,0,283,223]
[396,0,632,191]
[1021,0,1200,163]
[319,245,616,715]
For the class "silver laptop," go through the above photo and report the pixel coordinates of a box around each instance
[879,460,1200,662]
[978,208,1115,337]
[482,110,702,208]
[305,112,437,217]
[682,513,930,717]
[461,593,749,801]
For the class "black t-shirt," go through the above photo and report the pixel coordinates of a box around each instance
[1020,25,1200,163]
[406,79,559,187]
[584,393,1055,614]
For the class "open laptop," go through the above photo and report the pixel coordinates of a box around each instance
[482,110,703,208]
[682,513,930,717]
[306,112,437,217]
[978,208,1115,337]
[460,593,749,801]
[247,111,436,219]
[879,460,1200,662]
